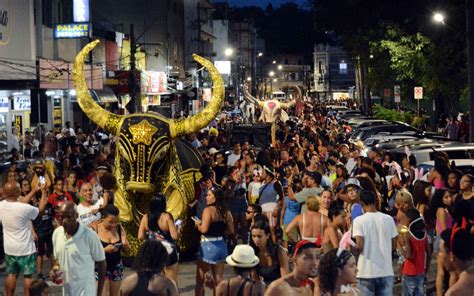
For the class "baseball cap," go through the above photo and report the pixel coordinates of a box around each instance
[292,240,320,258]
[208,147,219,155]
[344,178,361,189]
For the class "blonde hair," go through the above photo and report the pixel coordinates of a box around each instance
[395,190,414,208]
[307,195,320,212]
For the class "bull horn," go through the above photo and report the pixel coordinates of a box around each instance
[73,40,122,135]
[170,54,224,138]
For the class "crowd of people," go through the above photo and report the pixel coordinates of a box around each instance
[0,98,473,296]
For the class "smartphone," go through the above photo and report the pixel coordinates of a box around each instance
[175,219,182,226]
[39,176,45,185]
[191,216,201,223]
[114,243,122,249]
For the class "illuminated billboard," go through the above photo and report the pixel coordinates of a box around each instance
[54,23,90,39]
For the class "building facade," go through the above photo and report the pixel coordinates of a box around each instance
[313,43,356,100]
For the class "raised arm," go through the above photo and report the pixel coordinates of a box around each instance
[243,84,262,106]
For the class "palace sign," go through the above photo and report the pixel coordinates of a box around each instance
[54,23,90,39]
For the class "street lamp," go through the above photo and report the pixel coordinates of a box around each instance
[247,77,252,81]
[278,65,283,70]
[272,60,276,64]
[225,48,234,57]
[433,12,445,24]
[269,71,275,94]
[258,52,263,57]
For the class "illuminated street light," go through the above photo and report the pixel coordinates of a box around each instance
[273,78,277,82]
[278,65,283,70]
[433,12,445,24]
[272,60,276,64]
[258,52,263,57]
[224,48,234,56]
[369,54,374,59]
[269,71,275,77]
[247,77,252,81]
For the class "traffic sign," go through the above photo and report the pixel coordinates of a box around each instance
[414,87,423,100]
[394,85,401,103]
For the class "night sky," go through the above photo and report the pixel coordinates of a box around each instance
[227,0,308,8]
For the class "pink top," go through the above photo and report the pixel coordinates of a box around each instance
[436,208,453,235]
[433,179,446,190]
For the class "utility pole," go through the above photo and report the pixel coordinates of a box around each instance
[128,24,140,114]
[467,0,474,142]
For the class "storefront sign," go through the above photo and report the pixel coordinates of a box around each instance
[53,108,62,134]
[13,115,21,134]
[54,23,90,39]
[13,96,30,110]
[141,71,167,94]
[0,0,12,45]
[73,0,90,22]
[0,97,8,112]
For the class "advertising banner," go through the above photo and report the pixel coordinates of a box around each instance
[141,71,167,94]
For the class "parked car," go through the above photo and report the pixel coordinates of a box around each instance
[348,119,389,129]
[349,122,421,142]
[364,134,418,147]
[417,159,474,178]
[390,143,474,164]
[336,110,363,122]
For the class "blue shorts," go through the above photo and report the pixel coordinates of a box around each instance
[199,239,228,264]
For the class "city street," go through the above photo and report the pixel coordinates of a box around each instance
[0,257,437,295]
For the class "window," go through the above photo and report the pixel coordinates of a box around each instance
[339,60,348,74]
[57,1,63,23]
[42,0,53,27]
[318,61,323,74]
[298,59,302,65]
[284,58,289,65]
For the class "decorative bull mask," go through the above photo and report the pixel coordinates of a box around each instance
[73,40,224,223]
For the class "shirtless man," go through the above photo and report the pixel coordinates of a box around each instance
[445,228,474,296]
[265,240,320,296]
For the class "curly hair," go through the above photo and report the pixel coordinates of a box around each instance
[318,249,339,293]
[132,240,168,274]
[318,249,353,294]
[99,172,116,191]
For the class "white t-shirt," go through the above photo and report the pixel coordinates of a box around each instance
[352,212,398,279]
[53,223,106,296]
[77,200,103,226]
[0,200,39,256]
[248,181,262,203]
[227,153,241,166]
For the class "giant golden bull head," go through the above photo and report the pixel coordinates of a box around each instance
[73,40,223,230]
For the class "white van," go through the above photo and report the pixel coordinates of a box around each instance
[272,91,287,101]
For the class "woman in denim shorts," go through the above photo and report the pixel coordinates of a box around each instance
[194,187,235,296]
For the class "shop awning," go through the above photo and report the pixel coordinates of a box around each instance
[91,86,118,103]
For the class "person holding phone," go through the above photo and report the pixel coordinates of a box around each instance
[195,187,234,296]
[138,193,180,283]
[94,204,130,296]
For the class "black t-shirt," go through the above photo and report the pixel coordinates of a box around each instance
[214,165,228,185]
[33,203,55,237]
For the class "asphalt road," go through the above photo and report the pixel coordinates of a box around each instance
[0,258,437,295]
